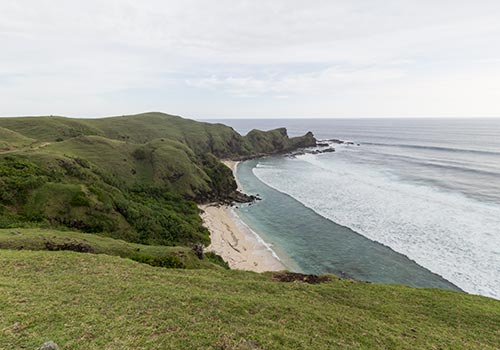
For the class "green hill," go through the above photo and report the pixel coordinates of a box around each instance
[0,228,228,270]
[0,126,35,151]
[0,112,316,246]
[0,112,315,158]
[0,250,498,350]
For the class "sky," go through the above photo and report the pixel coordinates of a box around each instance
[1,0,500,119]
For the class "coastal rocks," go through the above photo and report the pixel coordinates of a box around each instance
[39,341,59,350]
[286,138,362,158]
[225,191,261,204]
[287,146,336,158]
[310,147,336,155]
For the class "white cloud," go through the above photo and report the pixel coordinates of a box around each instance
[0,0,499,117]
[187,66,406,97]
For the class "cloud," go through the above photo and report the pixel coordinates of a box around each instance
[187,65,406,97]
[0,0,500,117]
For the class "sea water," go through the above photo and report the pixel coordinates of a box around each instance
[211,118,500,299]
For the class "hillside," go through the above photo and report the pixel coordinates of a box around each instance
[0,127,35,151]
[0,112,316,246]
[1,113,499,349]
[1,250,499,350]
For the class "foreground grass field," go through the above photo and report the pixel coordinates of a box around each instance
[0,250,499,350]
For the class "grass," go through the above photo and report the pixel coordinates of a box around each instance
[0,250,499,350]
[0,113,314,245]
[0,228,226,270]
[0,127,35,151]
[0,153,211,246]
[3,113,497,349]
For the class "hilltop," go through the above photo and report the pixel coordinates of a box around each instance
[0,112,316,246]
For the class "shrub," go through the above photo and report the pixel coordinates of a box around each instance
[205,252,230,269]
[130,253,185,269]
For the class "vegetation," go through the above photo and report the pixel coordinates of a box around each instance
[2,113,497,349]
[0,112,315,246]
[0,229,227,270]
[0,126,35,150]
[0,250,499,349]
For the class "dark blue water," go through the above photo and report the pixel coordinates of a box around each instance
[209,118,500,299]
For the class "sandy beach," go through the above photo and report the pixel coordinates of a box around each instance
[199,160,284,272]
[200,204,285,272]
[221,160,242,191]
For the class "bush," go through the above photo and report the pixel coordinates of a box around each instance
[130,253,185,269]
[70,192,91,207]
[205,252,230,269]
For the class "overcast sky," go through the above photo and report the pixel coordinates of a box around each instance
[1,0,500,118]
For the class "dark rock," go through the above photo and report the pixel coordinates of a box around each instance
[310,147,335,155]
[271,272,330,284]
[325,139,345,144]
[192,243,204,259]
[44,240,94,253]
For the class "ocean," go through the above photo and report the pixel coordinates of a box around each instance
[209,118,500,299]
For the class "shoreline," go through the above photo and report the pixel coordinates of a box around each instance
[221,160,242,191]
[199,159,285,272]
[200,204,285,272]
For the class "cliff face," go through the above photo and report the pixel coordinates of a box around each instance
[0,112,316,246]
[243,128,316,157]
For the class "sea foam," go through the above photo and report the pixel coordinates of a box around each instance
[253,152,500,299]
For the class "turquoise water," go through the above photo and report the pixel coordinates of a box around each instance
[235,159,460,291]
[212,118,500,298]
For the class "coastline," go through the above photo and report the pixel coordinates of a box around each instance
[199,159,285,272]
[200,204,285,272]
[222,160,242,191]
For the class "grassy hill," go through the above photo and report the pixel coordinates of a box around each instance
[0,228,228,270]
[0,126,35,151]
[0,250,499,350]
[0,112,316,246]
[1,113,499,349]
[0,112,315,158]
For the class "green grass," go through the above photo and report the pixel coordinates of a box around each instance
[0,153,210,246]
[0,228,225,270]
[0,113,315,246]
[0,127,35,150]
[0,250,498,350]
[0,112,316,159]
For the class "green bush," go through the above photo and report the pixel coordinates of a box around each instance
[205,252,230,269]
[70,192,91,207]
[130,252,185,269]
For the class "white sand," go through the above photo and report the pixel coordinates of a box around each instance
[222,160,242,191]
[200,204,284,272]
[199,159,284,272]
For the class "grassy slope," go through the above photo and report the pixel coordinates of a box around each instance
[0,229,226,270]
[0,127,35,150]
[0,112,316,158]
[0,250,499,350]
[0,112,315,246]
[0,154,209,246]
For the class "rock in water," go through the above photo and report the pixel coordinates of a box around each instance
[39,341,59,350]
